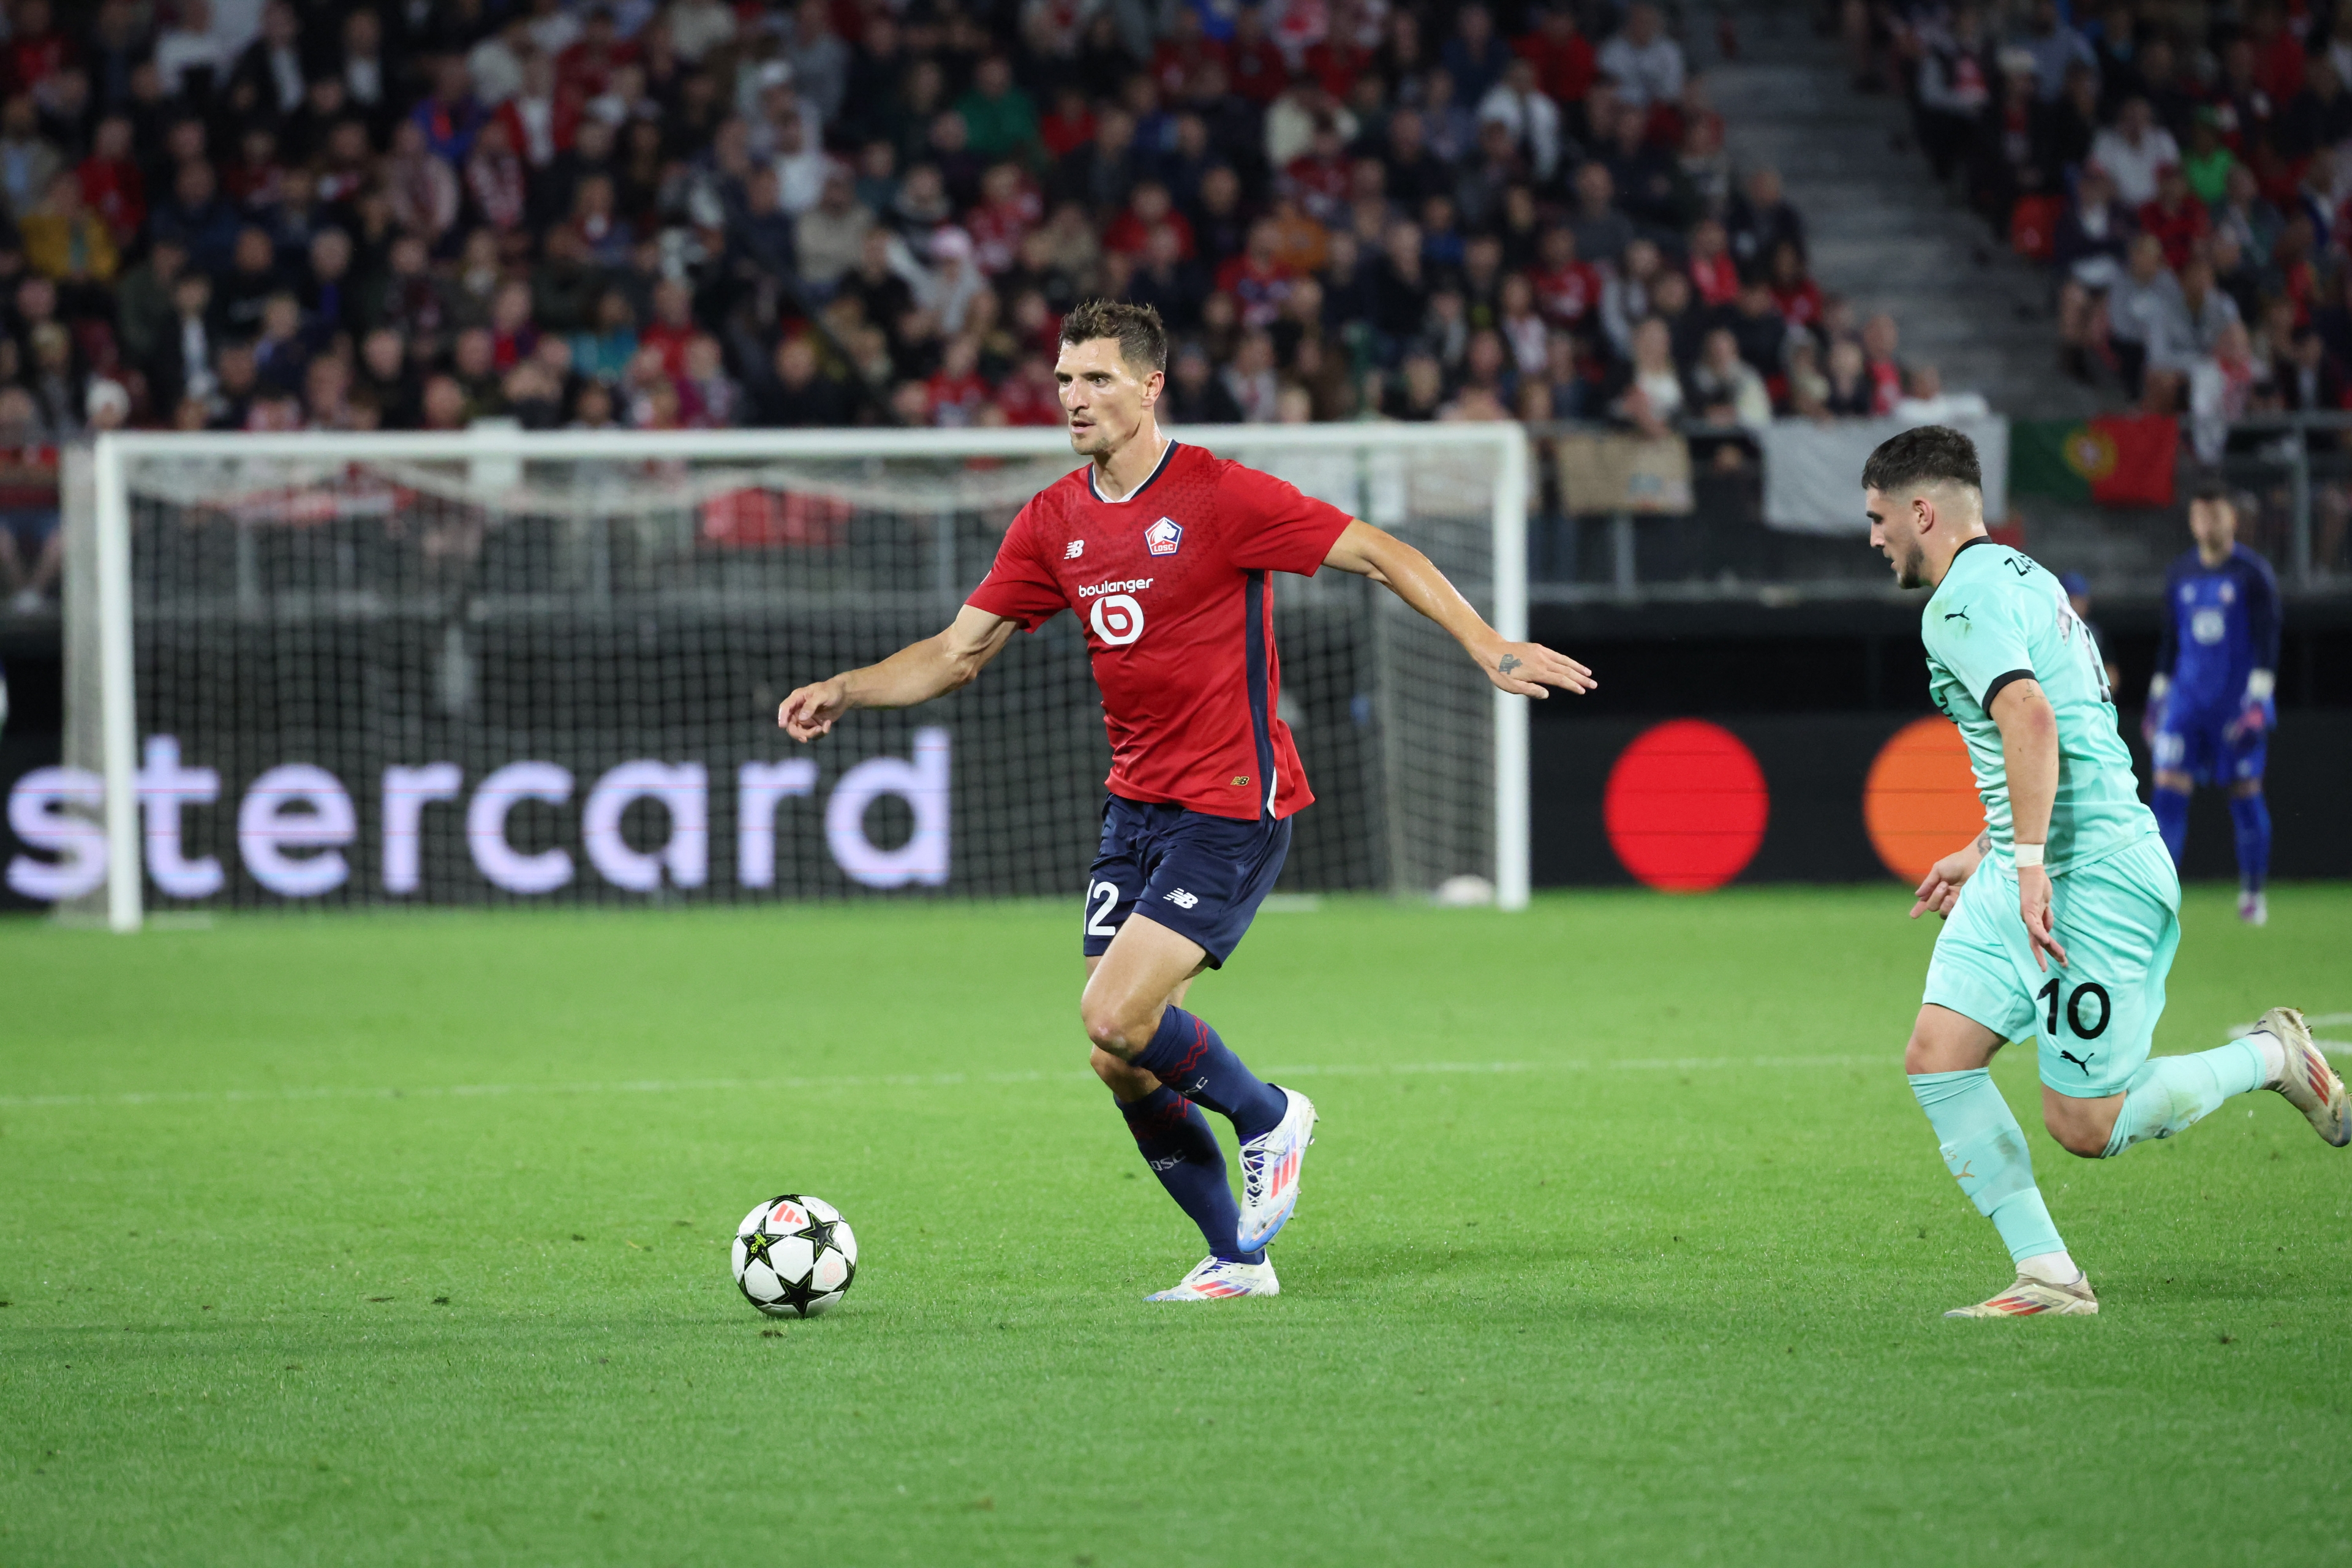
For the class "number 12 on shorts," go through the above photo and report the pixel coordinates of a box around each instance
[1085,880,1121,938]
[2037,976,2111,1039]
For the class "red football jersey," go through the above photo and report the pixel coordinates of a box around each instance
[966,441,1354,821]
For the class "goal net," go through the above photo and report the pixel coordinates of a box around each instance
[42,425,1526,929]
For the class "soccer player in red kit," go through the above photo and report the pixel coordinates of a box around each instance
[779,301,1595,1300]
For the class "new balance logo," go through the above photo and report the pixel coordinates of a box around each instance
[1163,889,1199,910]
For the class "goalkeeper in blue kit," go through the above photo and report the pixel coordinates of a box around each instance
[1861,428,2347,1319]
[2146,481,2282,924]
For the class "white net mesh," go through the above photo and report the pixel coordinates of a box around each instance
[75,429,1506,911]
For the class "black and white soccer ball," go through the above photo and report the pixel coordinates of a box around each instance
[731,1194,858,1317]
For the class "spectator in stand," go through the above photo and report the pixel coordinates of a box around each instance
[1687,218,1739,307]
[1692,326,1770,433]
[1914,4,1994,184]
[1162,338,1241,423]
[1823,338,1874,417]
[1127,222,1206,333]
[1861,313,1905,415]
[1609,317,1688,437]
[2014,0,2096,102]
[1477,58,1562,186]
[2106,233,2182,403]
[2089,97,2179,210]
[1893,363,1991,423]
[0,0,1928,487]
[1567,161,1634,268]
[2138,165,2208,271]
[2148,256,2244,392]
[2179,111,2238,206]
[2188,318,2267,459]
[1515,5,1595,108]
[956,55,1038,165]
[1599,4,1686,111]
[0,388,61,612]
[1727,165,1803,277]
[1441,6,1513,107]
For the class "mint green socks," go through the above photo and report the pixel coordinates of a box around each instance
[1909,1069,2067,1265]
[2099,1039,2271,1156]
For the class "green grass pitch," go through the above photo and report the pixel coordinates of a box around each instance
[2,886,2348,1566]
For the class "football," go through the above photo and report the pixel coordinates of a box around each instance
[731,1194,858,1317]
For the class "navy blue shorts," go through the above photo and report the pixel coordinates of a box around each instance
[2152,704,2267,786]
[1081,795,1292,968]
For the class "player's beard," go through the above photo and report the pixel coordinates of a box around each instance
[1890,535,1928,590]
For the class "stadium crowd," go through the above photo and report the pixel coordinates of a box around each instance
[0,0,1939,610]
[1858,0,2352,428]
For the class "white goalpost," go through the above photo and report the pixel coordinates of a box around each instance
[59,423,1529,932]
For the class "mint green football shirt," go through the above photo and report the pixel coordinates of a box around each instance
[1920,537,2160,875]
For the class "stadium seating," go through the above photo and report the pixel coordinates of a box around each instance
[0,0,1933,611]
[1858,0,2350,428]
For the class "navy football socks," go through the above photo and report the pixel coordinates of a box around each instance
[1133,1006,1289,1144]
[2152,784,2190,867]
[2229,791,2271,891]
[1117,1087,1262,1265]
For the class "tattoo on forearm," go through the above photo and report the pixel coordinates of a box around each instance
[1975,829,1992,854]
[1497,654,1523,677]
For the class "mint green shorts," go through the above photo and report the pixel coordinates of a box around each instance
[1921,835,2180,1099]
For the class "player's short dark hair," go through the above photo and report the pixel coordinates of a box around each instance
[2187,473,2236,508]
[1860,425,1983,497]
[1058,300,1169,374]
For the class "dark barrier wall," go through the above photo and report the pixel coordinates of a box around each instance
[1528,709,2352,887]
[9,599,2351,906]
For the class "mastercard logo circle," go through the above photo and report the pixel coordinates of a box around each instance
[1602,719,1769,891]
[1863,715,1983,883]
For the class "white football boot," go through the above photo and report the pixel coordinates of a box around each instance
[2239,889,2269,926]
[1236,1086,1317,1252]
[2261,1006,2351,1147]
[1147,1255,1280,1301]
[1944,1272,2100,1318]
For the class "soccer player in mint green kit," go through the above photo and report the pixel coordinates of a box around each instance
[1861,426,2349,1319]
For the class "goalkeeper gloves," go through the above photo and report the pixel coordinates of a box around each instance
[2142,673,2171,747]
[2226,669,2276,744]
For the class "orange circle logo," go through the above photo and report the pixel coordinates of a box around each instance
[1863,716,1983,883]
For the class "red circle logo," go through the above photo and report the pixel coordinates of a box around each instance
[1602,720,1769,891]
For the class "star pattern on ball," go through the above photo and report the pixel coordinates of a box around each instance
[793,1215,841,1260]
[774,1270,827,1315]
[740,1229,779,1270]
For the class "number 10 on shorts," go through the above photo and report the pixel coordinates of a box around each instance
[2037,977,2111,1039]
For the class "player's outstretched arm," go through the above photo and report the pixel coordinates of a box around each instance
[778,605,1020,742]
[1989,677,2068,970]
[1320,521,1595,698]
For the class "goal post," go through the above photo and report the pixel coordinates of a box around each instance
[71,422,1530,930]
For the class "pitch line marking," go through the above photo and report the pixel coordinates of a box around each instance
[0,1055,1899,1110]
[13,1036,2342,1112]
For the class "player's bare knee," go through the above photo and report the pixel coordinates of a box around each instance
[1901,1032,1939,1075]
[2230,779,2263,800]
[1080,995,1152,1060]
[2043,1102,2116,1159]
[2049,1120,2111,1159]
